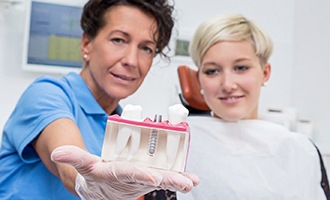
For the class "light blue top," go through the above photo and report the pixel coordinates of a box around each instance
[0,72,121,200]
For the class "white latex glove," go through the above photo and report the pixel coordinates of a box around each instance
[51,145,199,200]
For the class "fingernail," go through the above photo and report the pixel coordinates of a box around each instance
[50,149,69,161]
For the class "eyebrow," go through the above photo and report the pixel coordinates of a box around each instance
[202,62,219,68]
[235,57,252,62]
[202,57,253,67]
[110,30,157,45]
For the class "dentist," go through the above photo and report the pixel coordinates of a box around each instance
[0,0,199,199]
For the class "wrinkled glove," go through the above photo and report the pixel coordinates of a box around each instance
[51,145,199,200]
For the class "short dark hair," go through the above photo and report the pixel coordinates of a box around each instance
[81,0,175,59]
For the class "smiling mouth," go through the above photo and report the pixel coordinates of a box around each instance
[220,96,244,101]
[112,73,136,81]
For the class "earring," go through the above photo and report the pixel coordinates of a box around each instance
[83,54,88,60]
[262,82,268,87]
[200,89,204,95]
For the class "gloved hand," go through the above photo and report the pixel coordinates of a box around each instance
[51,145,199,200]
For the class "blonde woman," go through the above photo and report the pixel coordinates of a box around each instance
[178,14,328,200]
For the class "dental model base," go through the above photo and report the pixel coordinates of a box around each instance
[101,104,190,172]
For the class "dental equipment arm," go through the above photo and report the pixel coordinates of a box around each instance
[51,145,199,200]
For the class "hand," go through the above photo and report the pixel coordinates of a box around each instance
[51,145,199,200]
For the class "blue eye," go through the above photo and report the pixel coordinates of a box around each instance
[204,68,219,75]
[111,38,125,44]
[142,46,153,55]
[234,65,249,71]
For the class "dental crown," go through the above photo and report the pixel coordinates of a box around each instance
[101,104,190,172]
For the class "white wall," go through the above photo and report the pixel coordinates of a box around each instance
[0,2,40,137]
[0,0,329,155]
[291,0,330,151]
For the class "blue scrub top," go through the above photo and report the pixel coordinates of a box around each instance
[0,72,122,199]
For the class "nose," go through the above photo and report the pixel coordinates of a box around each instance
[221,72,237,92]
[122,45,138,68]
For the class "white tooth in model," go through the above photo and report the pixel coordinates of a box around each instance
[115,104,142,160]
[167,104,189,169]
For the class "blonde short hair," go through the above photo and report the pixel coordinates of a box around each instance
[189,14,273,68]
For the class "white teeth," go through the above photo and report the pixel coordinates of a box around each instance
[224,97,239,101]
[121,75,135,81]
[115,104,142,160]
[167,104,189,169]
[228,97,235,100]
[168,104,189,125]
[114,74,135,81]
[121,104,143,120]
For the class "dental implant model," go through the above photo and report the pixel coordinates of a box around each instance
[101,104,190,172]
[114,104,142,160]
[166,104,189,170]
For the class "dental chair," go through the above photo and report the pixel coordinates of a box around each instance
[177,65,211,116]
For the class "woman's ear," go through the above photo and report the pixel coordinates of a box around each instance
[263,63,271,84]
[81,33,91,59]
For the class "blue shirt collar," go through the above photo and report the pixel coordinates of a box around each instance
[64,72,121,115]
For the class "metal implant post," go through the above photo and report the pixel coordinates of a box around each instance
[148,114,162,156]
